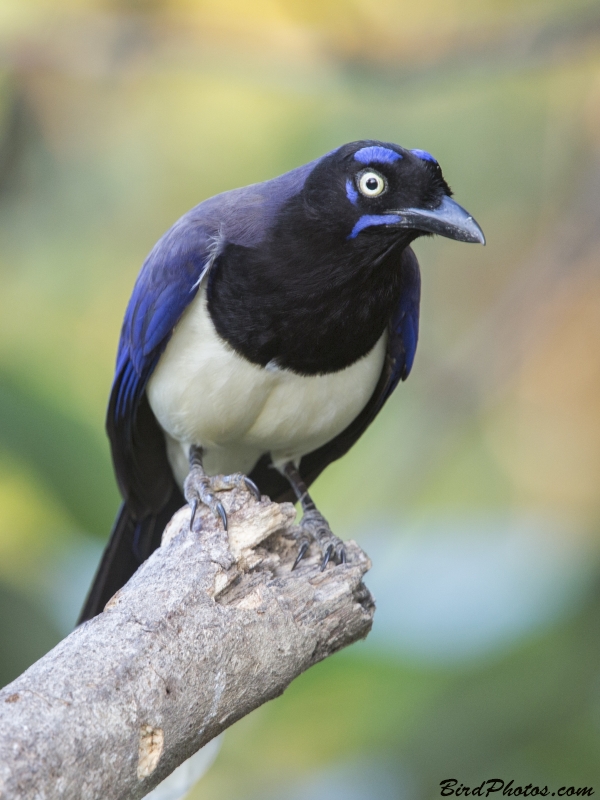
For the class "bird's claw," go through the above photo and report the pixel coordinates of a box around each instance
[292,540,310,571]
[321,543,334,571]
[292,509,347,571]
[185,469,259,532]
[216,501,228,531]
[189,499,199,530]
[243,476,261,501]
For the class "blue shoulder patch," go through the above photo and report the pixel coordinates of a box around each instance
[354,146,402,165]
[410,148,437,163]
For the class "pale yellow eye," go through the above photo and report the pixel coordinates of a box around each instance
[358,170,386,197]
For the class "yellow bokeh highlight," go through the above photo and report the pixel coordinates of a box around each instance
[0,458,75,589]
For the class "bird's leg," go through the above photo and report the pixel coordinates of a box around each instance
[184,445,261,532]
[283,461,346,571]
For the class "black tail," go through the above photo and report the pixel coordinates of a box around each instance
[77,491,184,625]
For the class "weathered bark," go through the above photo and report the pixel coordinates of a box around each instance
[0,487,374,800]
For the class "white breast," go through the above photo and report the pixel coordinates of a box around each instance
[146,285,387,488]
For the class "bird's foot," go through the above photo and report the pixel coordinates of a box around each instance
[184,469,261,532]
[293,509,347,571]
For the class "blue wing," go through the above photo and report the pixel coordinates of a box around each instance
[83,220,211,622]
[107,217,216,515]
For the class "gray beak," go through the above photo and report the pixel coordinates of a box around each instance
[392,195,485,244]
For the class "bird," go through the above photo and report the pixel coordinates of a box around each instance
[78,139,484,624]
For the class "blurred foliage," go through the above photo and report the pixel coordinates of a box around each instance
[0,581,61,688]
[0,369,118,536]
[0,0,600,797]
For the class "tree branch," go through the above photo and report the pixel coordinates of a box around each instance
[0,488,374,800]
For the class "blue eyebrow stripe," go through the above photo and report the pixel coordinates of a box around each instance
[411,148,437,163]
[346,178,359,205]
[348,214,401,239]
[354,146,402,165]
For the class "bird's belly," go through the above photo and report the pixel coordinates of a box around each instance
[147,286,387,487]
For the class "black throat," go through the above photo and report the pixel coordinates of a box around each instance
[206,196,418,376]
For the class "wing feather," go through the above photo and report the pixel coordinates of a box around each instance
[107,222,215,516]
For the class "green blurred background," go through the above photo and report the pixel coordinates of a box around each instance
[1,0,600,796]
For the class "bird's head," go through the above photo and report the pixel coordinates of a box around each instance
[301,140,485,250]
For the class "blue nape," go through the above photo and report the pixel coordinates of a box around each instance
[354,146,402,165]
[348,214,401,239]
[345,178,359,205]
[411,148,437,163]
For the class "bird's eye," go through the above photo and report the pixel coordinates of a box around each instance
[357,170,386,198]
